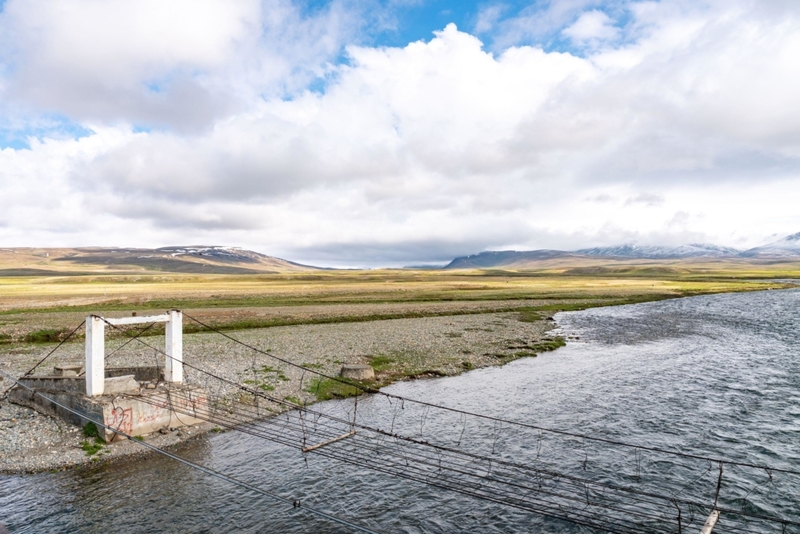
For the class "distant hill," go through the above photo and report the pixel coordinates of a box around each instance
[444,250,575,269]
[740,232,800,258]
[576,243,740,259]
[0,246,317,275]
[444,233,800,270]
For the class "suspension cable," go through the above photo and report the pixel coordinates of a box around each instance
[0,369,381,534]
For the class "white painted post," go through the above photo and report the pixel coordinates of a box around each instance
[85,316,105,396]
[165,310,183,383]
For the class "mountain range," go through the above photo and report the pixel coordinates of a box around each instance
[2,233,799,275]
[444,233,800,269]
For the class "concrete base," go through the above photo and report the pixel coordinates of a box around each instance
[9,367,207,443]
[340,364,375,381]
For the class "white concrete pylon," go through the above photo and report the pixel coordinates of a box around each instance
[85,316,105,396]
[84,310,184,396]
[165,310,183,383]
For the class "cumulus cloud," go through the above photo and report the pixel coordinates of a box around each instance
[0,0,799,265]
[0,0,362,131]
[562,10,619,44]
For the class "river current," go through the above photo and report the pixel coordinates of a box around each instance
[1,289,799,533]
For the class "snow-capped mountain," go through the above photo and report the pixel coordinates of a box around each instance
[741,232,800,258]
[443,233,800,269]
[576,243,741,259]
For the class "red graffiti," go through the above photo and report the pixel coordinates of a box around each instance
[138,411,162,425]
[108,407,133,434]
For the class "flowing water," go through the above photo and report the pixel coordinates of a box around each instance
[2,289,799,533]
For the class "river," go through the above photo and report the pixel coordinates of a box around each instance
[2,289,799,532]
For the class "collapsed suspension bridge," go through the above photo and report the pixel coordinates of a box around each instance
[2,312,799,533]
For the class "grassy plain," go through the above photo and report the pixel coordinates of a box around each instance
[0,260,797,343]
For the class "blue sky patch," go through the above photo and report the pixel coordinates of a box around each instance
[357,0,628,54]
[0,116,95,150]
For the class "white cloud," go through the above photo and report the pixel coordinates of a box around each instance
[0,0,361,130]
[474,4,505,34]
[0,1,800,265]
[482,0,609,51]
[562,10,619,44]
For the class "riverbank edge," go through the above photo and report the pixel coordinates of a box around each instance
[1,314,564,475]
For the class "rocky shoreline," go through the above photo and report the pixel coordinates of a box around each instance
[0,311,556,474]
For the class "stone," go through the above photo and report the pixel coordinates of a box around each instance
[340,364,375,381]
[54,365,83,377]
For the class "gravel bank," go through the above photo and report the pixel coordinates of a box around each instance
[0,298,571,341]
[0,311,554,473]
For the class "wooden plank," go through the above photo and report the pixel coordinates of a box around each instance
[302,431,357,453]
[700,510,720,534]
[105,314,170,326]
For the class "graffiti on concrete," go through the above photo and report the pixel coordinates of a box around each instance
[108,407,133,434]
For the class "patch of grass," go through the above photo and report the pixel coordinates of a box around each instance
[530,337,567,352]
[306,377,364,402]
[0,333,11,344]
[461,361,474,370]
[517,309,543,323]
[243,365,289,392]
[284,395,302,405]
[504,337,566,357]
[81,439,104,456]
[369,355,394,371]
[243,378,275,391]
[24,328,69,343]
[133,435,144,441]
[256,365,289,381]
[80,422,106,456]
[301,362,323,369]
[83,422,101,439]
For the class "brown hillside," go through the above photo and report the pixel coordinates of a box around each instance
[0,246,317,275]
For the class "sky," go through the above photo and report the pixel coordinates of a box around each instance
[0,0,799,267]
